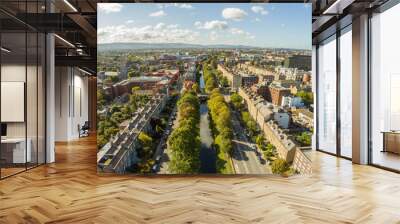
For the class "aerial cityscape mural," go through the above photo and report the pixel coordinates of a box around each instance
[97,3,313,175]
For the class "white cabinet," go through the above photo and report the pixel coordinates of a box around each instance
[1,138,31,163]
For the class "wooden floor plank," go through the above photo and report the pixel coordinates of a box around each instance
[0,135,400,223]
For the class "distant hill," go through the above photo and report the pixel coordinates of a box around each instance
[98,42,261,51]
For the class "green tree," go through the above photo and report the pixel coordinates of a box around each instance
[138,132,154,159]
[138,132,153,147]
[167,91,201,174]
[128,70,140,78]
[192,83,200,93]
[215,134,232,154]
[241,111,250,123]
[296,91,313,106]
[206,87,234,173]
[155,125,164,134]
[132,86,141,94]
[256,134,265,148]
[97,89,106,108]
[105,75,119,83]
[230,93,243,110]
[110,111,125,124]
[110,104,121,114]
[271,158,289,174]
[296,132,311,146]
[220,76,229,87]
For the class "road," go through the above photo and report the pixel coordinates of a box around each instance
[229,100,271,174]
[157,107,179,174]
[199,103,216,173]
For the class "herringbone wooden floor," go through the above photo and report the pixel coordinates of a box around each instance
[1,136,400,224]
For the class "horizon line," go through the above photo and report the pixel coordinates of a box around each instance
[98,42,311,51]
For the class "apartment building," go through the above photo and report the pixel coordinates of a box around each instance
[217,64,242,91]
[97,94,167,173]
[238,87,312,174]
[107,76,169,98]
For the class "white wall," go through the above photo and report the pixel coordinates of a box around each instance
[1,64,26,138]
[55,67,89,141]
[1,63,46,164]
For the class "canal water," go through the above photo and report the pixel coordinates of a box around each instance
[199,72,216,173]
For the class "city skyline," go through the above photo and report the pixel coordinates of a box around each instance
[98,3,312,50]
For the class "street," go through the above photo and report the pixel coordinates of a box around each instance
[157,106,179,174]
[230,108,271,174]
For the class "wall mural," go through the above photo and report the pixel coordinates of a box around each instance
[96,3,312,175]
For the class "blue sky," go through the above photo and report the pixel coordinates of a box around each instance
[98,3,311,50]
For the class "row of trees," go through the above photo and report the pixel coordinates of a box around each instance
[203,63,219,93]
[255,135,278,162]
[167,91,201,174]
[229,93,256,138]
[208,89,233,155]
[241,111,259,139]
[133,132,156,173]
[203,61,234,173]
[230,93,243,110]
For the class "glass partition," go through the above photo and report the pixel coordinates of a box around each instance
[370,3,400,171]
[339,26,352,158]
[1,31,28,177]
[317,35,337,154]
[0,1,46,179]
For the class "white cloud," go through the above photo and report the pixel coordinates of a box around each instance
[251,6,268,15]
[155,23,165,29]
[209,31,218,41]
[173,3,193,9]
[195,20,228,30]
[98,3,123,14]
[230,28,244,35]
[126,20,134,24]
[230,28,255,39]
[248,35,256,40]
[149,10,166,17]
[254,18,261,22]
[222,8,247,21]
[98,24,199,44]
[157,3,194,9]
[167,24,179,29]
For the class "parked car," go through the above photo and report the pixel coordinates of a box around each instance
[151,164,159,172]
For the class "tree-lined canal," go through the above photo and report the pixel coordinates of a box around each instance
[199,72,216,173]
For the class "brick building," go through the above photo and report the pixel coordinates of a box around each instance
[270,85,291,106]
